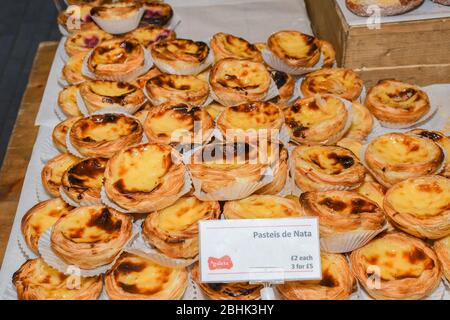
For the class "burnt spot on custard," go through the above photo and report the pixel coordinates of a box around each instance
[87,207,122,233]
[319,270,338,288]
[349,198,378,214]
[387,87,418,101]
[327,152,355,169]
[206,283,259,298]
[150,75,195,91]
[155,39,209,61]
[116,261,146,274]
[285,119,308,138]
[319,198,347,212]
[270,70,288,89]
[67,157,107,188]
[217,74,260,91]
[417,130,443,142]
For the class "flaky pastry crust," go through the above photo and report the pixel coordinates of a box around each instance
[142,197,220,259]
[277,253,355,300]
[104,143,186,213]
[350,232,442,300]
[292,145,366,191]
[105,252,188,300]
[69,113,143,158]
[13,258,102,300]
[364,133,444,187]
[51,205,133,269]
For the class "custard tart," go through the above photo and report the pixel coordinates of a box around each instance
[408,129,450,178]
[151,39,210,74]
[52,117,82,153]
[292,145,365,191]
[224,195,302,219]
[191,263,262,300]
[217,101,284,141]
[210,32,262,62]
[350,232,442,300]
[433,235,450,283]
[129,25,175,47]
[284,95,350,145]
[346,0,425,17]
[267,31,321,68]
[145,73,209,106]
[104,143,186,213]
[79,80,146,114]
[301,68,363,101]
[61,157,108,206]
[13,258,102,300]
[51,205,133,269]
[21,198,73,255]
[188,142,279,198]
[58,85,83,118]
[143,103,214,145]
[69,113,143,158]
[384,176,450,239]
[65,30,112,57]
[365,79,430,127]
[364,133,444,187]
[62,52,89,85]
[105,251,188,300]
[209,58,271,106]
[277,253,355,300]
[142,197,220,259]
[42,153,81,197]
[88,38,146,81]
[343,102,374,141]
[139,1,174,26]
[301,190,385,237]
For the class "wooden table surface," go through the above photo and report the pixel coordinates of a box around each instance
[0,41,58,264]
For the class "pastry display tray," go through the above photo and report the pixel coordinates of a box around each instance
[336,0,450,26]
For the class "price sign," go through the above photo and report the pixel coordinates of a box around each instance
[198,217,322,283]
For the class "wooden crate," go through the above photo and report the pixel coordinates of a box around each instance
[305,0,450,86]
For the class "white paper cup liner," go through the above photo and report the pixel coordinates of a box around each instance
[165,12,182,31]
[58,76,70,88]
[60,48,69,64]
[101,170,192,214]
[58,24,70,37]
[39,135,61,164]
[358,279,445,300]
[65,127,85,158]
[262,48,325,76]
[82,48,153,82]
[35,176,52,202]
[59,185,101,208]
[38,223,140,277]
[54,102,68,122]
[128,232,197,268]
[190,165,275,201]
[320,225,387,254]
[76,89,90,116]
[17,235,38,261]
[150,49,213,76]
[92,8,144,35]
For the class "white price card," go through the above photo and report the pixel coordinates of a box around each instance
[198,217,322,283]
